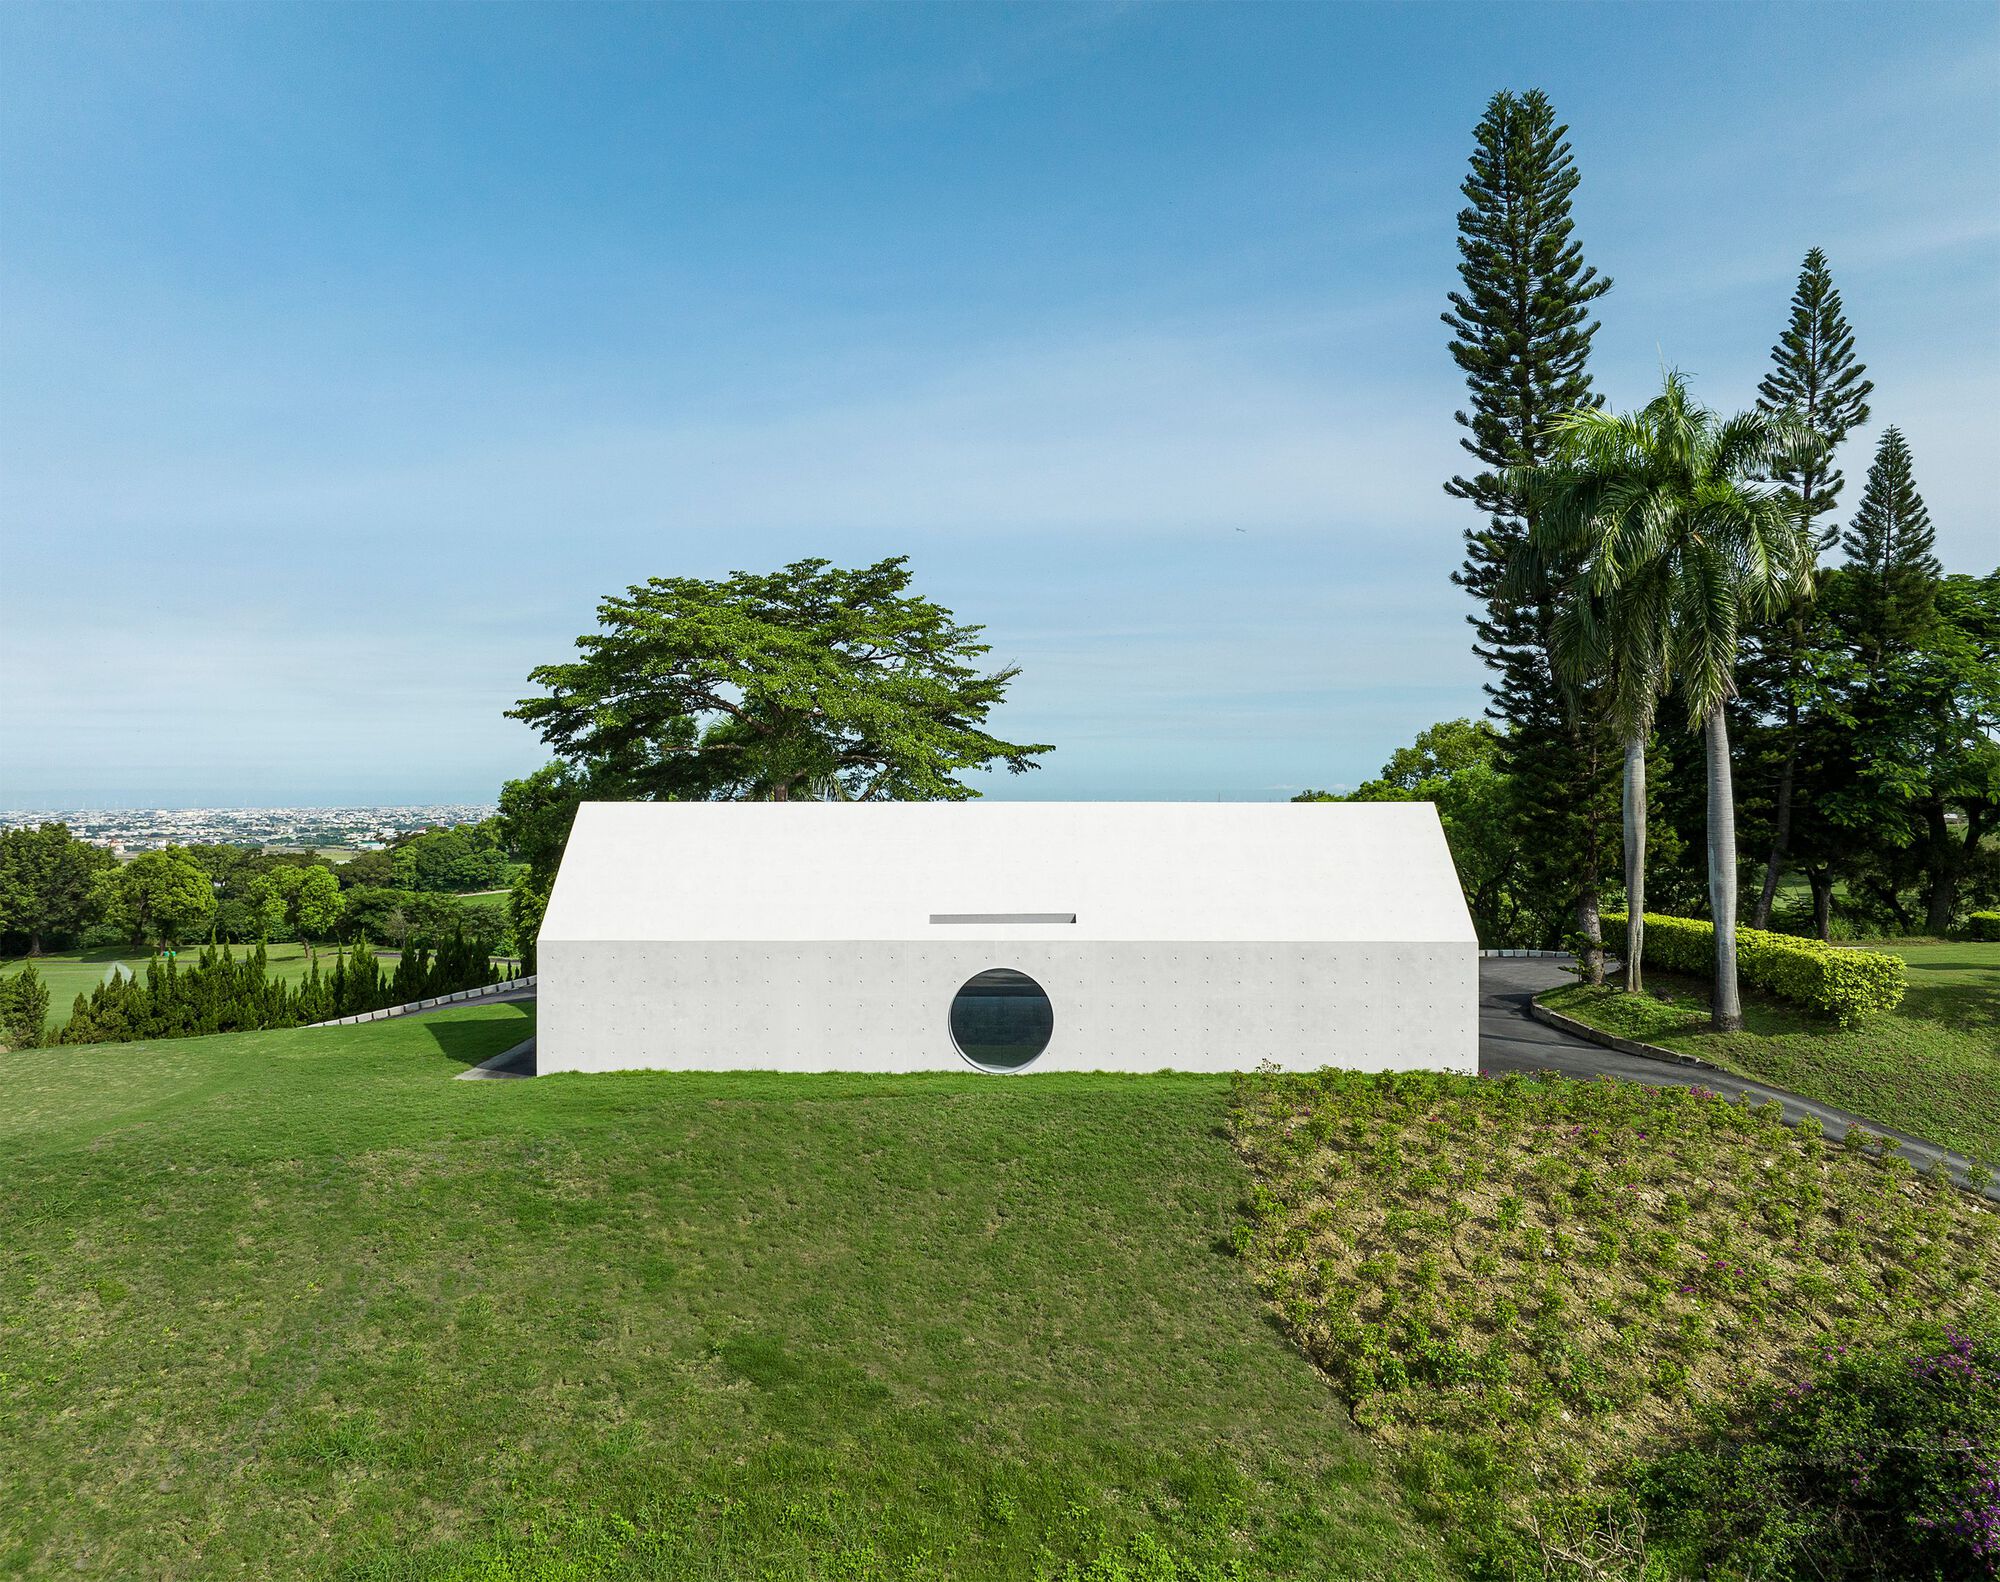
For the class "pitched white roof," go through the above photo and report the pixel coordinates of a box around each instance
[540,800,1475,945]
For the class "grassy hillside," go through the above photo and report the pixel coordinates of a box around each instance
[1230,1064,2000,1576]
[0,1007,1439,1581]
[1542,940,2000,1166]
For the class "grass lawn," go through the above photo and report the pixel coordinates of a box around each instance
[0,1006,1440,1581]
[1541,940,2000,1167]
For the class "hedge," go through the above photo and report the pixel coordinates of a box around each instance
[55,934,501,1046]
[1602,912,1906,1026]
[1968,911,2000,942]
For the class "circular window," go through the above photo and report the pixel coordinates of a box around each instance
[949,967,1053,1072]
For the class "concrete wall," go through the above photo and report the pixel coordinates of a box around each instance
[537,938,1476,1075]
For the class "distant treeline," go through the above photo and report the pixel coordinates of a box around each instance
[51,936,501,1047]
[0,820,524,959]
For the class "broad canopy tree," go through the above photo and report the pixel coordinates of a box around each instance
[1817,567,2000,936]
[247,863,346,958]
[511,556,1053,806]
[94,847,217,953]
[0,822,115,955]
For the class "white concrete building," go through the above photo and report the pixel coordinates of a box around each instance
[536,801,1476,1075]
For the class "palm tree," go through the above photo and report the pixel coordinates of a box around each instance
[1509,373,1817,1028]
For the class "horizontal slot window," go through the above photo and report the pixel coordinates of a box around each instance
[929,912,1076,925]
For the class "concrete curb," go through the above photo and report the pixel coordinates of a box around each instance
[1527,999,1719,1071]
[307,975,537,1029]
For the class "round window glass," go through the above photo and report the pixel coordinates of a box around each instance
[949,967,1053,1072]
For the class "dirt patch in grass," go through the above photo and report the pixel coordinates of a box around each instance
[1228,1066,2000,1566]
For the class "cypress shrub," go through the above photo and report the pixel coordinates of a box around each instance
[0,963,49,1049]
[1603,912,1905,1025]
[52,937,501,1046]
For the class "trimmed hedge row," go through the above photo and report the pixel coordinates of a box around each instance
[1603,911,1906,1026]
[1968,911,2000,942]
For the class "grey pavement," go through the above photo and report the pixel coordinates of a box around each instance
[1477,955,1997,1201]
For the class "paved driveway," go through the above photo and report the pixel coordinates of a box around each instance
[1477,956,1994,1199]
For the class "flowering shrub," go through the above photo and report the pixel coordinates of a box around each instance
[1603,911,1906,1025]
[1636,1325,2000,1578]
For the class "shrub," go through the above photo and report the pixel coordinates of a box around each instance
[1969,912,2000,943]
[0,963,49,1049]
[54,933,501,1045]
[1636,1325,2000,1580]
[1604,912,1905,1026]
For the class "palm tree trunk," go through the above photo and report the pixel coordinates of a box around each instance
[1622,734,1646,994]
[1573,724,1608,987]
[1705,706,1743,1032]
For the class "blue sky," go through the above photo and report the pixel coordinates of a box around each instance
[3,2,1995,808]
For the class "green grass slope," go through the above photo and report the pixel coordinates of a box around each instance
[1543,940,2000,1166]
[0,1007,1439,1582]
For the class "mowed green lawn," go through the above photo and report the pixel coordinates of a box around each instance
[1544,939,2000,1166]
[0,1007,1439,1581]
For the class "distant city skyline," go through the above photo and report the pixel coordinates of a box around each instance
[4,3,1995,807]
[0,806,497,852]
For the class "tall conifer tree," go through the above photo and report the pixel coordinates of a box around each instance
[1743,248,1872,925]
[1444,88,1617,971]
[1841,426,1941,653]
[1756,248,1873,549]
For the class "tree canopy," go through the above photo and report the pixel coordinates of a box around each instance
[392,826,509,893]
[0,822,114,954]
[94,847,217,951]
[510,556,1052,803]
